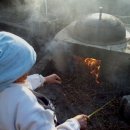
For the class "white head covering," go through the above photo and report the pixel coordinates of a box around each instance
[0,31,36,92]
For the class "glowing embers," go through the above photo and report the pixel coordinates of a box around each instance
[84,58,101,84]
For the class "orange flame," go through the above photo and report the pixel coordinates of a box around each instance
[84,58,101,84]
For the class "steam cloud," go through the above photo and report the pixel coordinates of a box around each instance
[44,40,73,72]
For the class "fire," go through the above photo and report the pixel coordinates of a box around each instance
[84,58,101,84]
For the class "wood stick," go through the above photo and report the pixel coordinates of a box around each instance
[88,97,116,119]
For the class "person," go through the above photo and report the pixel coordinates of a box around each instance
[0,31,88,130]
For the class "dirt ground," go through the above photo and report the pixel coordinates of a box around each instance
[35,59,130,130]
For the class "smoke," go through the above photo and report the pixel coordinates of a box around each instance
[21,0,45,22]
[44,40,73,72]
[10,0,101,25]
[1,0,130,23]
[2,0,130,32]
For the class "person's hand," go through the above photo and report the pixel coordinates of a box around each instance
[44,74,62,84]
[74,114,88,130]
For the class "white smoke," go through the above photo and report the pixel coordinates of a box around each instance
[44,40,73,72]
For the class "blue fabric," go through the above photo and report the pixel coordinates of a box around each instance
[0,31,36,92]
